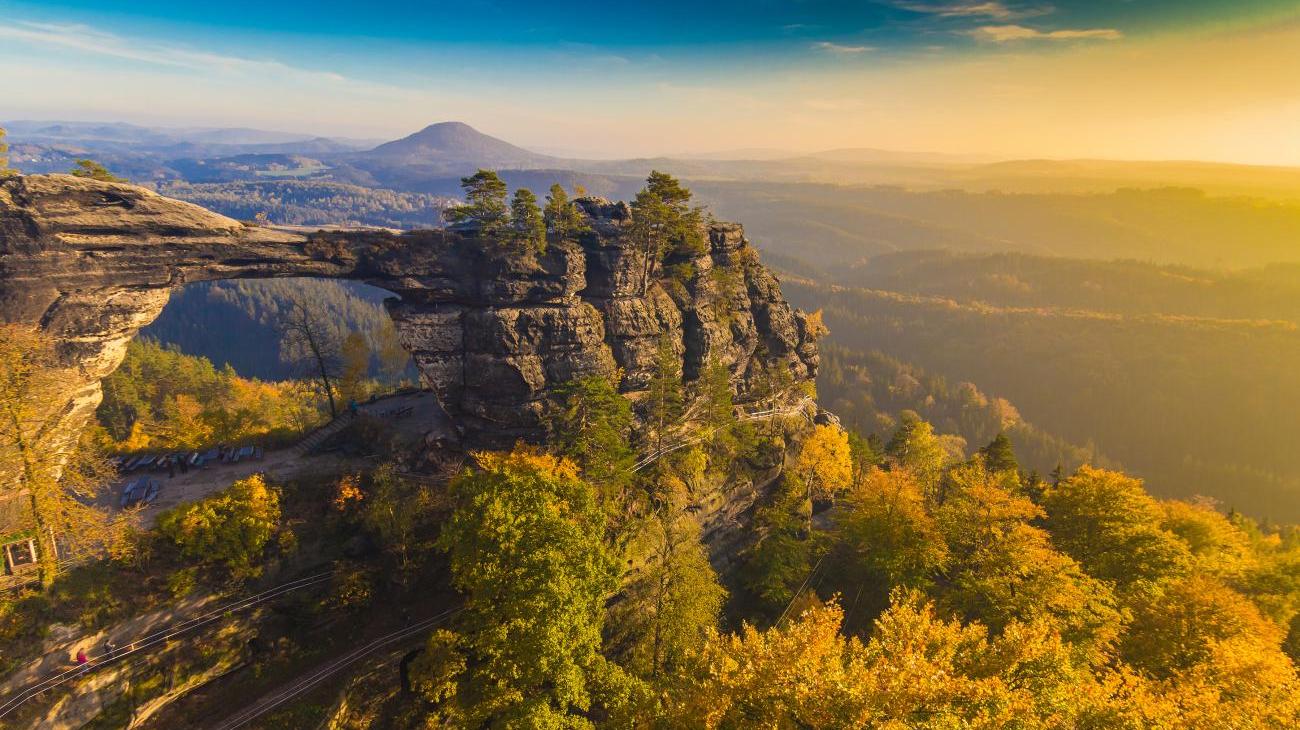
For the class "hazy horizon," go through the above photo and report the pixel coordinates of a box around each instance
[2,0,1297,165]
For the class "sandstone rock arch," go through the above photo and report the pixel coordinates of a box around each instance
[0,174,819,453]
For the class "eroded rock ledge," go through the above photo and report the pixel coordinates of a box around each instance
[0,174,819,448]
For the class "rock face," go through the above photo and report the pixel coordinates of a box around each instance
[0,174,819,449]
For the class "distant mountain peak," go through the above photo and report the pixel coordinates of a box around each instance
[362,121,552,167]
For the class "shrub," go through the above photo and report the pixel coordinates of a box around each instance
[156,474,281,578]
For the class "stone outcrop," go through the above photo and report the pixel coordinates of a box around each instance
[0,174,819,449]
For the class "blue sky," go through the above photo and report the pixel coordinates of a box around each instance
[1,1,1297,162]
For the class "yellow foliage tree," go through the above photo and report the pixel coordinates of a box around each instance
[790,423,852,531]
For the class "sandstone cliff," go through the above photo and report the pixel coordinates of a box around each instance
[0,174,819,449]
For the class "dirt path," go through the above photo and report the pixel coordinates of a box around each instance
[108,391,454,526]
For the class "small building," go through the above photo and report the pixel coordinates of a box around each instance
[0,489,46,588]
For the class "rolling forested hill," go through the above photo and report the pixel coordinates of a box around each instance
[782,254,1300,521]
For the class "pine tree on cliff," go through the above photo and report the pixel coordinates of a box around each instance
[543,183,590,241]
[629,171,707,293]
[0,127,11,176]
[69,159,125,182]
[445,169,509,237]
[510,188,546,255]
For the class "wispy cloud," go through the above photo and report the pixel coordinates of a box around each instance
[0,20,348,83]
[812,41,875,54]
[892,2,1049,21]
[966,24,1123,42]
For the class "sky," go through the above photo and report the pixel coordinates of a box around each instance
[0,0,1297,164]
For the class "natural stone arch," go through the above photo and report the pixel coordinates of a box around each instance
[0,174,820,455]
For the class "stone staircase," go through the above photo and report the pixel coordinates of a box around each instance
[293,413,355,456]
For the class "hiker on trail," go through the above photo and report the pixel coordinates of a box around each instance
[349,399,359,417]
[75,649,88,666]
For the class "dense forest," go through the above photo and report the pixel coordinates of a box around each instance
[784,274,1300,522]
[817,345,1109,478]
[141,279,413,382]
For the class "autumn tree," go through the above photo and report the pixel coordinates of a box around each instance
[1041,466,1192,590]
[431,448,621,726]
[156,474,281,578]
[278,300,342,418]
[373,320,411,384]
[544,183,590,241]
[830,468,949,625]
[789,423,852,532]
[1122,573,1287,677]
[69,159,125,182]
[543,372,635,494]
[608,503,725,680]
[444,168,509,237]
[936,461,1122,656]
[338,330,370,405]
[1160,498,1254,579]
[885,411,948,497]
[0,325,119,586]
[510,187,546,254]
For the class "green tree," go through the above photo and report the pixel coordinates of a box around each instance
[156,474,281,578]
[628,171,707,292]
[510,187,546,254]
[69,159,125,182]
[544,183,590,241]
[543,372,635,493]
[739,480,816,616]
[278,300,342,418]
[978,432,1019,475]
[444,169,509,237]
[362,464,434,582]
[608,504,725,679]
[643,334,684,454]
[435,449,620,727]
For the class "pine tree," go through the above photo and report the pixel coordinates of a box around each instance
[508,187,546,254]
[628,171,707,292]
[978,432,1019,475]
[69,159,125,182]
[644,334,684,454]
[543,373,635,493]
[0,127,11,176]
[544,183,590,241]
[444,169,509,237]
